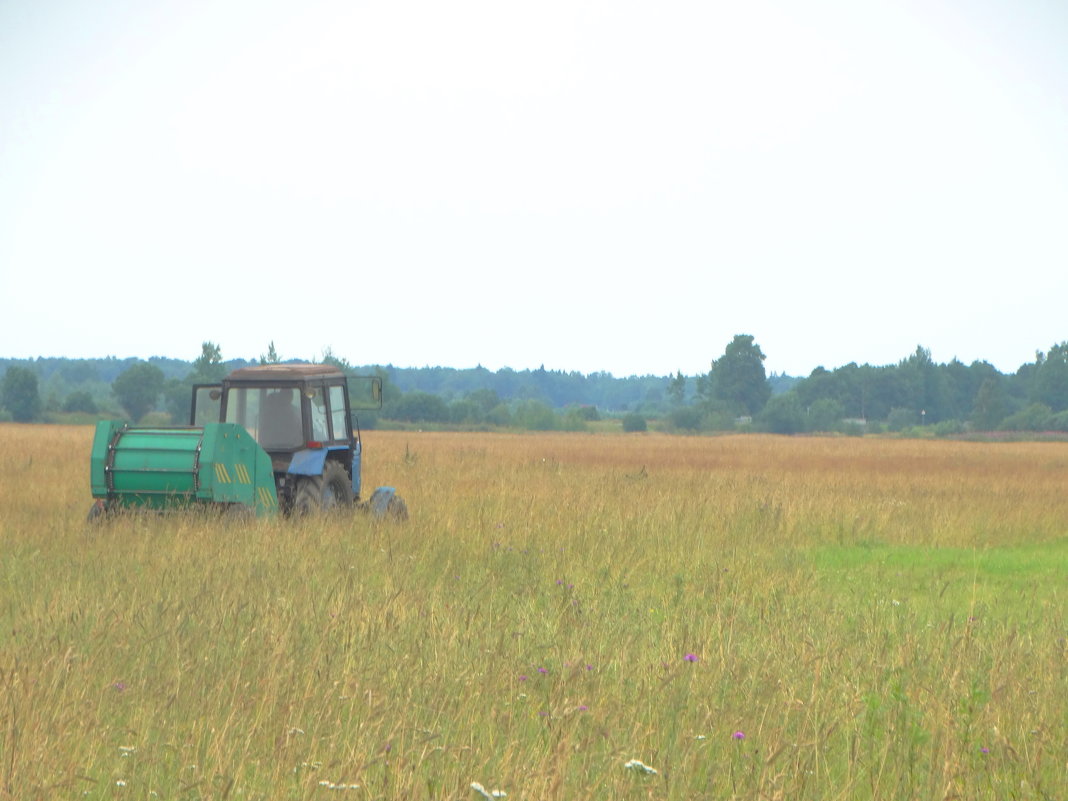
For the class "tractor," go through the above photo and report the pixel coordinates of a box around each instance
[89,364,406,519]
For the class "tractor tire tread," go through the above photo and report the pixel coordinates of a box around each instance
[293,461,353,514]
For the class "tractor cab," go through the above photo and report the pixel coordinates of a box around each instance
[191,364,384,512]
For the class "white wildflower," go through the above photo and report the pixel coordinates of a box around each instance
[116,780,127,787]
[623,759,658,775]
[471,781,507,798]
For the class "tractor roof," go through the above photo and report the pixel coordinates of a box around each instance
[226,364,346,383]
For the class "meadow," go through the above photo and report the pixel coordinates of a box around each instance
[1,425,1065,800]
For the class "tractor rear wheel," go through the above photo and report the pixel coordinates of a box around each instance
[292,460,353,514]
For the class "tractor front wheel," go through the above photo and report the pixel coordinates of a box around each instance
[87,499,109,523]
[292,461,353,514]
[382,494,408,521]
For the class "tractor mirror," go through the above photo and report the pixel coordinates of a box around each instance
[347,376,383,410]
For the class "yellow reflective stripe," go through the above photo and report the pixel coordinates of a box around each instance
[214,463,232,484]
[235,463,251,484]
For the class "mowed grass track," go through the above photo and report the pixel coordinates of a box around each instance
[1,425,1065,800]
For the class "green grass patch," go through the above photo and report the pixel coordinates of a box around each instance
[809,537,1068,577]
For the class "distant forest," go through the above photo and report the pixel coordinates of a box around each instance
[2,336,1067,435]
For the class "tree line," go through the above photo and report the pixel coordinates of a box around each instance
[2,337,1067,435]
[660,336,1068,435]
[0,343,670,428]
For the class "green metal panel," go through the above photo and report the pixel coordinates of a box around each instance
[90,421,278,516]
[109,427,202,501]
[90,420,122,498]
[196,423,279,514]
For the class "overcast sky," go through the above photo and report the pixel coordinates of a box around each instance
[2,0,1066,377]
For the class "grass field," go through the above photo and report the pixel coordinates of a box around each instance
[1,425,1065,800]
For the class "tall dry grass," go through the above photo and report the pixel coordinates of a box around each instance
[1,425,1065,800]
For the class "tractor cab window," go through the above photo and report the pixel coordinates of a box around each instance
[225,387,260,439]
[307,387,329,442]
[328,385,348,440]
[192,385,222,426]
[229,386,303,450]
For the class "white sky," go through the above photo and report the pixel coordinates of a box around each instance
[2,0,1066,377]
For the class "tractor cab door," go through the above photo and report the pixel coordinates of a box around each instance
[346,376,383,410]
[346,378,384,410]
[345,376,383,440]
[190,384,223,426]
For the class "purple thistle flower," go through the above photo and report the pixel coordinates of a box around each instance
[518,675,528,682]
[537,667,549,675]
[733,731,745,740]
[578,705,588,712]
[112,681,127,692]
[684,653,698,662]
[980,747,990,754]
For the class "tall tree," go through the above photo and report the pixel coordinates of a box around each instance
[260,341,281,365]
[707,334,771,416]
[1,366,42,422]
[321,347,352,372]
[666,370,686,405]
[899,345,951,423]
[971,376,1008,430]
[1031,342,1068,412]
[113,362,165,422]
[190,341,226,383]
